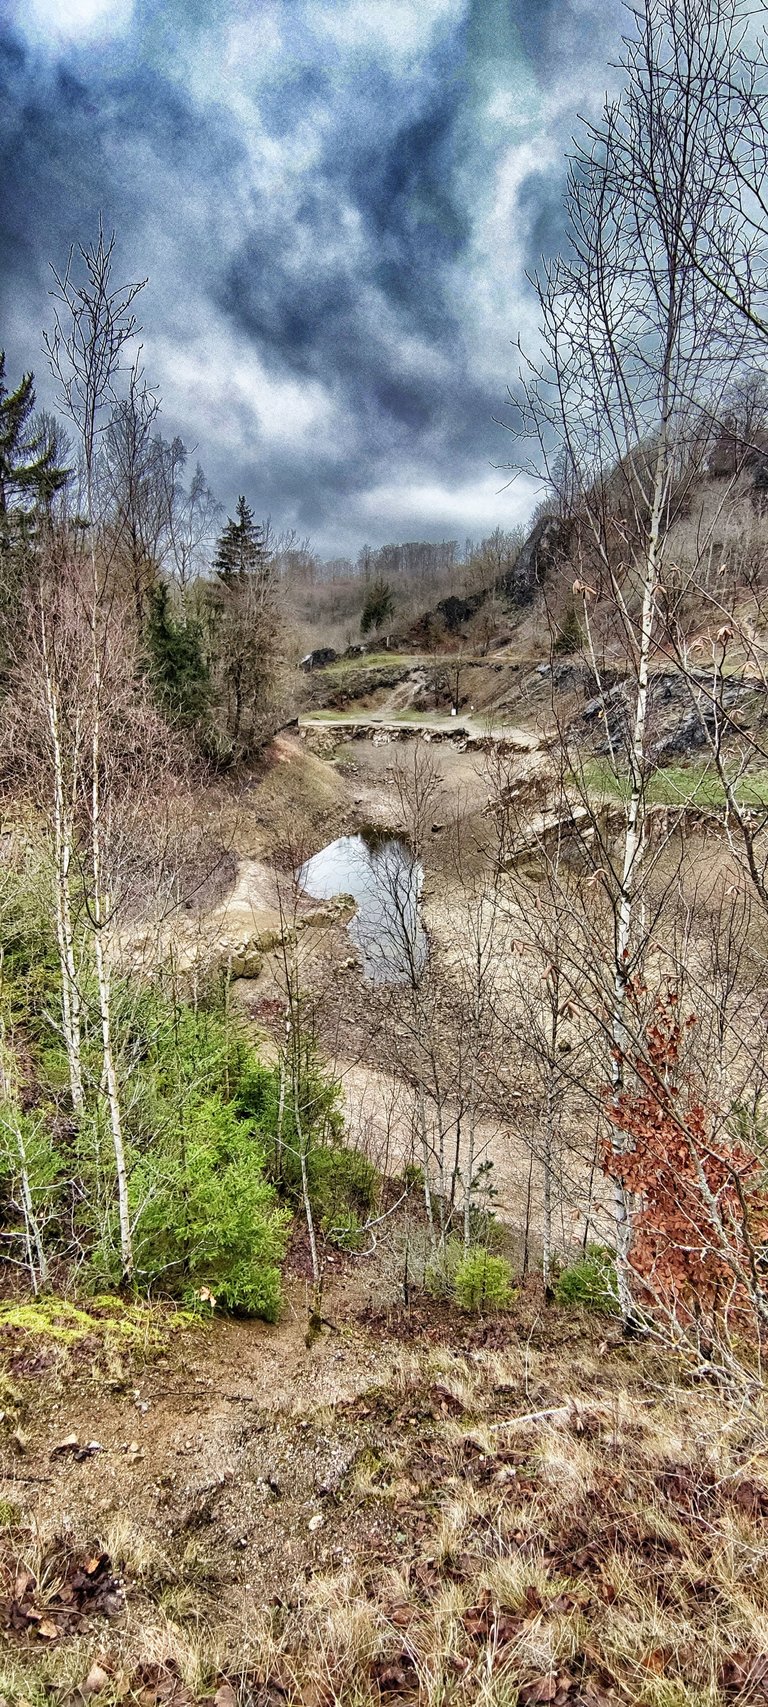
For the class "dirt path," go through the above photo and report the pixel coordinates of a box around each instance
[298,710,543,749]
[0,1282,391,1609]
[336,1056,608,1251]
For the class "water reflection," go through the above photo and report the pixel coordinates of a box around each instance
[298,833,426,984]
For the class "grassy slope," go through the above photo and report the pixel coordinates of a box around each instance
[574,756,768,809]
[1,1290,767,1707]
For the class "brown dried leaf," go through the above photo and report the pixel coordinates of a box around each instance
[521,1678,558,1704]
[13,1567,34,1600]
[82,1664,110,1696]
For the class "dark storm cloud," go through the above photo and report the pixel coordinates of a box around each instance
[0,0,625,554]
[517,166,569,271]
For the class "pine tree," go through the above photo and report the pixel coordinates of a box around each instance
[0,353,69,516]
[360,576,395,637]
[553,602,583,656]
[144,581,211,728]
[213,495,268,585]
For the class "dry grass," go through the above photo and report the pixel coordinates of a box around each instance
[1,1319,767,1706]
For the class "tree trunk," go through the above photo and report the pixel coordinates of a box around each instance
[40,613,84,1112]
[90,640,132,1282]
[0,1044,49,1293]
[543,1080,554,1292]
[608,442,667,1319]
[16,1122,49,1294]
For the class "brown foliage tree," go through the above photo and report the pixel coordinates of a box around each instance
[605,991,768,1347]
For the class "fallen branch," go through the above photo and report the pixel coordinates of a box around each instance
[488,1403,571,1432]
[488,1395,655,1433]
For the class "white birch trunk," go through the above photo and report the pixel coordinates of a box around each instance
[40,616,84,1112]
[15,1121,49,1294]
[417,1083,436,1245]
[542,1079,554,1291]
[0,1044,49,1292]
[291,1044,319,1289]
[463,1102,476,1251]
[609,446,667,1318]
[90,625,133,1282]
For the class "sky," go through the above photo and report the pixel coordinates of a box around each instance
[0,0,625,559]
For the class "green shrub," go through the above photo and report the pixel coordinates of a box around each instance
[554,1245,619,1314]
[361,576,395,636]
[0,856,77,1045]
[309,1144,377,1223]
[453,1247,514,1313]
[553,602,583,656]
[110,1097,288,1318]
[401,1161,424,1193]
[79,990,291,1319]
[0,1100,59,1283]
[303,1143,378,1248]
[144,580,212,730]
[271,1054,378,1249]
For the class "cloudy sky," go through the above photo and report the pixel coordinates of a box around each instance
[0,0,624,558]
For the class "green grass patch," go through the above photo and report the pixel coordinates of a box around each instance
[301,709,360,722]
[322,651,425,673]
[0,1293,196,1356]
[573,757,768,808]
[387,708,462,723]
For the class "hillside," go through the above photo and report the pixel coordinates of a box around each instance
[2,1275,768,1707]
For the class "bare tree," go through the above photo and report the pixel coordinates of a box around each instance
[0,977,50,1294]
[513,0,759,1314]
[44,221,148,1279]
[166,459,221,598]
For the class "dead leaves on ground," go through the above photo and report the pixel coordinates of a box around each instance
[721,1651,768,1702]
[42,1647,768,1707]
[1,1543,123,1643]
[78,1666,289,1707]
[518,1679,613,1707]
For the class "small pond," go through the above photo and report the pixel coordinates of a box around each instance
[298,832,426,984]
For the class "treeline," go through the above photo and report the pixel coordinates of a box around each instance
[289,525,526,656]
[0,326,290,759]
[0,306,525,750]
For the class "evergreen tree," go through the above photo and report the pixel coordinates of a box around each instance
[213,495,268,585]
[144,581,211,728]
[553,602,583,656]
[360,576,395,637]
[0,353,70,516]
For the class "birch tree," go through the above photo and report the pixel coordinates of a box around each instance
[513,0,759,1314]
[42,222,147,1280]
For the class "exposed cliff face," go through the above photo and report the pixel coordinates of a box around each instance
[396,514,575,651]
[578,667,767,763]
[500,513,575,606]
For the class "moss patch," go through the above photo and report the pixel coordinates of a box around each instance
[0,1293,196,1361]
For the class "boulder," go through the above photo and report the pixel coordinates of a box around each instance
[301,893,357,929]
[227,940,264,980]
[300,647,338,672]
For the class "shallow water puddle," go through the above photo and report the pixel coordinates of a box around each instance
[298,832,426,983]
